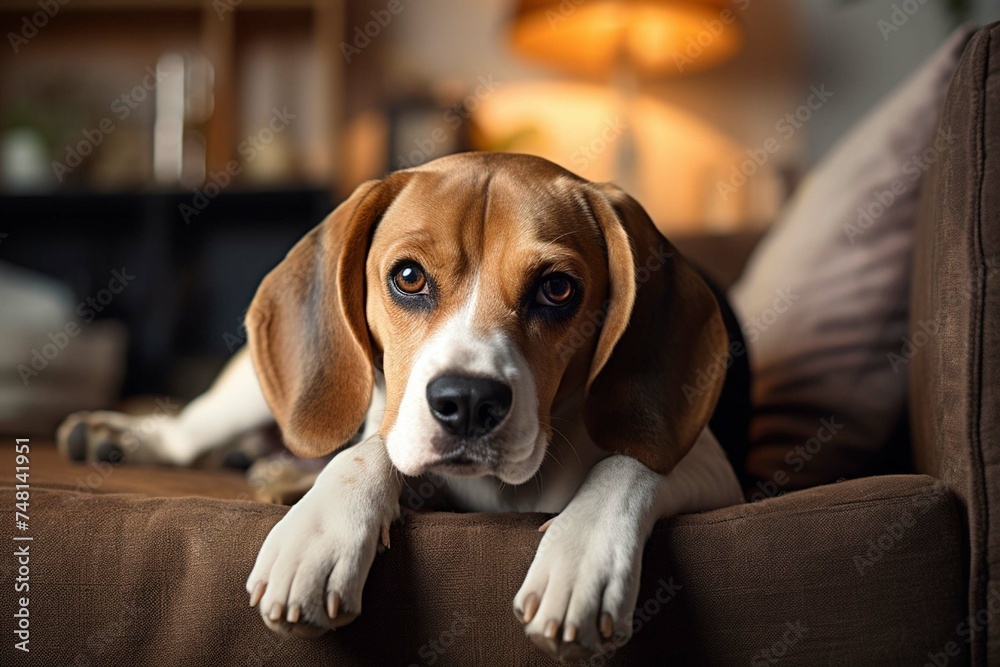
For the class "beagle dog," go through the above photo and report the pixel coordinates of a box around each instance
[58,152,743,661]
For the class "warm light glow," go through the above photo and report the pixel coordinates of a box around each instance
[510,0,744,77]
[472,81,761,232]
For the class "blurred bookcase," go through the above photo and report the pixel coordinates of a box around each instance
[0,0,346,195]
[0,1,351,398]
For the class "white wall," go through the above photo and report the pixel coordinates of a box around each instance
[797,0,989,163]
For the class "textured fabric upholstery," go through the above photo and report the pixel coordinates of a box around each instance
[0,466,965,666]
[910,22,1000,666]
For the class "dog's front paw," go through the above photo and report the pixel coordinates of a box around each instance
[56,410,173,465]
[246,441,400,637]
[514,507,644,662]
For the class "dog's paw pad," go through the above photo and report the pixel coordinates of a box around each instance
[57,413,90,461]
[55,410,172,465]
[93,440,125,465]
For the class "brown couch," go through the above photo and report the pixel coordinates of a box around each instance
[3,23,999,667]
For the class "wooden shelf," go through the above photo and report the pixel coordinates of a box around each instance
[0,0,345,193]
[0,0,318,12]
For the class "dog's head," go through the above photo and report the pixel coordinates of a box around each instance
[247,153,727,484]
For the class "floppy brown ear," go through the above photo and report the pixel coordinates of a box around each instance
[582,182,729,474]
[246,177,402,457]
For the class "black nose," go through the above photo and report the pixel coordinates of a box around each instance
[426,375,513,438]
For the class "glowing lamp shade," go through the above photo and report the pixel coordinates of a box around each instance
[472,82,752,232]
[509,0,744,76]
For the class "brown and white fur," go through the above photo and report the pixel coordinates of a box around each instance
[57,153,743,661]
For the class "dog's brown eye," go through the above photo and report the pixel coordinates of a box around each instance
[393,263,427,294]
[537,275,574,306]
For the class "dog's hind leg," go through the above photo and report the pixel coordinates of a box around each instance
[57,347,274,466]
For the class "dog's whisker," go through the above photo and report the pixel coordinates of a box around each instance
[542,443,567,473]
[397,469,411,492]
[540,418,582,466]
[543,422,583,468]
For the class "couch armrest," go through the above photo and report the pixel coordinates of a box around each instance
[0,474,966,665]
[911,22,1000,666]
